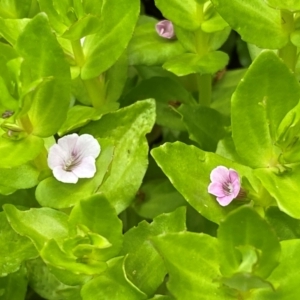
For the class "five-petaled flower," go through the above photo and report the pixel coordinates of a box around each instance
[155,20,175,39]
[48,133,100,184]
[208,166,241,206]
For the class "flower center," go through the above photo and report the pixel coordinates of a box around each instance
[222,182,233,195]
[64,152,81,171]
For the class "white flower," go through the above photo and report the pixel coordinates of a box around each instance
[48,133,100,184]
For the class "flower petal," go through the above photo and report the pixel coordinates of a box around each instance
[229,169,240,183]
[53,166,78,184]
[71,156,96,178]
[210,166,229,183]
[47,144,68,170]
[232,180,241,198]
[75,134,101,159]
[216,195,234,206]
[57,133,78,154]
[208,182,226,197]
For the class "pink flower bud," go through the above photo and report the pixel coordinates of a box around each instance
[155,20,175,39]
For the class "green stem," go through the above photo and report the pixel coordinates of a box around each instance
[19,114,33,134]
[197,74,212,106]
[194,5,212,106]
[83,76,106,109]
[71,40,106,108]
[278,11,297,72]
[71,40,85,67]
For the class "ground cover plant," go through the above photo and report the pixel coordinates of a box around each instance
[1,0,300,299]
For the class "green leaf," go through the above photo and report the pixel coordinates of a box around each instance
[81,99,156,213]
[81,0,140,79]
[211,0,288,48]
[0,266,27,300]
[154,0,205,30]
[58,103,118,136]
[61,15,102,40]
[152,232,234,300]
[266,206,300,240]
[251,240,300,299]
[0,135,43,168]
[163,51,229,76]
[276,100,300,154]
[151,141,259,223]
[133,179,186,219]
[105,51,128,103]
[0,188,38,209]
[0,17,30,46]
[0,163,39,190]
[0,76,18,114]
[265,0,300,12]
[211,69,247,116]
[81,256,147,300]
[128,16,185,66]
[37,0,68,34]
[68,194,123,261]
[120,207,186,295]
[254,165,300,219]
[3,204,69,251]
[231,51,300,168]
[202,9,229,33]
[218,206,281,279]
[36,138,114,209]
[178,104,228,151]
[40,239,107,279]
[0,211,37,276]
[121,77,195,131]
[0,0,33,18]
[291,30,300,47]
[26,258,81,300]
[16,13,71,137]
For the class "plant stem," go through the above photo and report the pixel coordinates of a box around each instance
[71,40,106,108]
[19,114,33,134]
[194,5,212,106]
[71,40,85,67]
[278,11,297,72]
[83,76,106,109]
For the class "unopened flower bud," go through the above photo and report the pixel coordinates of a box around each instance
[155,20,175,39]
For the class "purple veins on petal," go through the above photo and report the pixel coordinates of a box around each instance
[208,166,241,206]
[47,133,101,184]
[155,20,175,39]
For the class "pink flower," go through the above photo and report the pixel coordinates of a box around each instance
[155,20,175,39]
[208,166,241,206]
[48,133,100,184]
